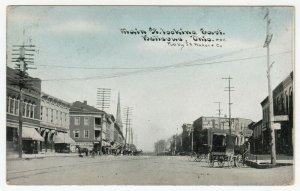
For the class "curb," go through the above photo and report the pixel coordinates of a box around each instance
[246,160,293,169]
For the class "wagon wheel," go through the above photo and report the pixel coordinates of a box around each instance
[218,156,225,167]
[235,154,243,168]
[227,155,234,168]
[204,153,210,164]
[208,154,214,167]
[195,154,202,162]
[188,152,197,162]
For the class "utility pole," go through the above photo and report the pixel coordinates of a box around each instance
[222,76,234,134]
[11,42,36,159]
[214,102,222,129]
[96,88,111,155]
[131,125,134,146]
[263,8,276,165]
[191,126,194,153]
[174,135,176,155]
[123,107,133,151]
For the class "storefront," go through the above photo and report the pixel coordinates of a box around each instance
[22,127,44,154]
[53,132,75,153]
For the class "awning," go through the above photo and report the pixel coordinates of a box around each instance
[112,143,122,150]
[53,132,75,144]
[213,133,226,136]
[102,140,111,147]
[22,127,44,141]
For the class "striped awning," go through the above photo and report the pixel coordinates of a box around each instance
[112,143,122,150]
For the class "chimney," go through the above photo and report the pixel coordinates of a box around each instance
[83,100,87,105]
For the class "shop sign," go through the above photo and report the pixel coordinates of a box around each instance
[242,128,253,137]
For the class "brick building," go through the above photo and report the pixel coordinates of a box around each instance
[69,101,108,152]
[193,116,253,150]
[6,66,43,154]
[260,72,293,155]
[40,92,74,153]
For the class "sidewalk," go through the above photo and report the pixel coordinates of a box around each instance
[246,154,293,169]
[7,151,79,160]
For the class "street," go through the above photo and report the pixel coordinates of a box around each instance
[7,155,293,185]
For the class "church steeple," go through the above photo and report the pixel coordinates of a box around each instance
[116,92,123,132]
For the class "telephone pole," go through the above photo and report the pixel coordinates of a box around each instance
[214,102,222,129]
[263,8,276,165]
[222,76,234,134]
[96,88,111,155]
[11,42,36,159]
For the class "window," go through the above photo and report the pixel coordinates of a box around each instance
[45,107,48,117]
[22,102,25,117]
[7,97,9,113]
[95,117,102,125]
[51,109,53,123]
[74,117,80,125]
[84,117,89,126]
[15,100,19,115]
[26,103,30,118]
[10,98,14,114]
[30,105,34,118]
[84,130,89,138]
[60,111,63,124]
[74,130,80,138]
[40,106,43,120]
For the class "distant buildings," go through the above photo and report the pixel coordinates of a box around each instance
[69,98,125,154]
[69,101,107,153]
[181,124,193,152]
[193,116,253,149]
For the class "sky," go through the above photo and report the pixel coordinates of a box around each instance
[5,6,294,152]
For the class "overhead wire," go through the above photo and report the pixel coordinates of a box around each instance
[26,49,292,82]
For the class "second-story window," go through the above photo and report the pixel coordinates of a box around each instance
[30,104,35,118]
[60,111,63,124]
[40,106,43,120]
[84,117,89,126]
[51,109,53,123]
[74,117,80,125]
[15,100,19,115]
[74,130,80,138]
[84,130,89,138]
